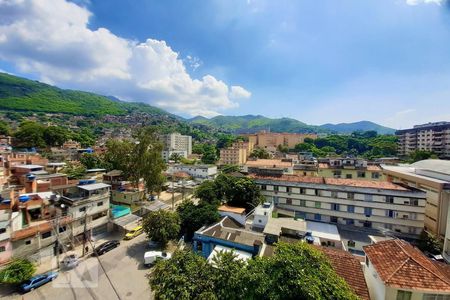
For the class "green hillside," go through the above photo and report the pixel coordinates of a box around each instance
[319,121,396,135]
[0,72,171,117]
[189,115,323,133]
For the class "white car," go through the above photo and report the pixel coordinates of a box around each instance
[144,251,171,267]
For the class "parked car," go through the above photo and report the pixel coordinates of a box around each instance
[20,272,58,293]
[144,251,171,267]
[61,254,79,270]
[425,252,446,263]
[93,240,120,256]
[124,226,143,240]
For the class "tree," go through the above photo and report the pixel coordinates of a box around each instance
[177,200,220,240]
[0,121,11,136]
[169,152,183,163]
[62,161,86,179]
[0,259,36,284]
[201,144,218,164]
[417,230,443,254]
[80,153,110,170]
[194,180,220,205]
[142,210,180,246]
[13,121,46,148]
[72,128,96,147]
[149,249,215,299]
[220,164,240,174]
[104,139,134,172]
[43,126,70,147]
[409,150,437,163]
[277,144,289,153]
[249,148,270,159]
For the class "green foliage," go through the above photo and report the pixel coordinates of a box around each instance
[0,259,36,284]
[149,243,359,300]
[13,121,46,148]
[43,126,70,146]
[0,120,10,135]
[249,148,270,159]
[62,161,86,179]
[220,165,241,174]
[408,150,438,163]
[417,230,443,255]
[142,210,180,246]
[295,131,398,159]
[169,152,183,163]
[194,174,262,210]
[277,144,289,153]
[71,128,96,147]
[177,200,220,240]
[104,139,134,172]
[79,153,110,170]
[193,143,218,164]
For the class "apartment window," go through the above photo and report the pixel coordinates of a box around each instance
[346,219,354,225]
[330,216,338,223]
[346,174,352,179]
[347,205,355,213]
[97,201,103,207]
[423,294,450,300]
[274,186,279,192]
[372,172,380,179]
[59,226,67,233]
[331,203,340,211]
[41,231,52,239]
[364,207,372,217]
[314,214,321,221]
[363,221,372,228]
[333,171,341,178]
[347,240,356,247]
[347,192,354,200]
[387,210,395,218]
[327,241,335,247]
[286,186,291,193]
[357,171,365,178]
[79,207,87,213]
[365,257,370,267]
[386,196,394,204]
[315,201,321,209]
[0,228,6,234]
[396,290,412,300]
[300,200,306,207]
[385,224,393,230]
[260,185,266,190]
[331,191,338,198]
[0,246,5,252]
[286,198,292,205]
[410,199,419,206]
[315,189,320,196]
[25,240,32,245]
[300,188,306,194]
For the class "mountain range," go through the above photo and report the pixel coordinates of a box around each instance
[0,72,396,135]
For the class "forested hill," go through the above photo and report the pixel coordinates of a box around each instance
[0,72,173,117]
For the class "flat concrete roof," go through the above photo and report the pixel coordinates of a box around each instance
[78,183,111,191]
[306,221,340,241]
[263,217,307,236]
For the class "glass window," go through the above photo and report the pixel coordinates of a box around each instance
[364,207,372,217]
[386,196,394,203]
[315,201,321,208]
[347,192,354,200]
[314,214,321,221]
[347,240,355,247]
[286,198,292,205]
[347,205,355,213]
[97,201,103,207]
[300,188,306,194]
[372,172,380,179]
[346,174,352,179]
[396,290,412,300]
[0,246,5,252]
[357,171,365,178]
[300,200,306,207]
[331,191,338,198]
[423,294,450,300]
[332,203,340,211]
[41,231,52,239]
[79,207,86,212]
[346,219,354,225]
[330,216,338,223]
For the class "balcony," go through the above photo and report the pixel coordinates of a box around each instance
[11,216,72,241]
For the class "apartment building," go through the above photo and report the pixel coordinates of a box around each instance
[160,133,192,161]
[167,164,217,180]
[246,131,317,151]
[60,183,111,244]
[364,239,450,300]
[396,122,450,158]
[0,210,12,263]
[318,158,385,181]
[243,159,294,176]
[382,159,450,239]
[219,141,253,166]
[252,174,427,236]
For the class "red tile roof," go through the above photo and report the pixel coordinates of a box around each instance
[218,205,246,214]
[363,239,450,292]
[320,247,370,300]
[249,174,324,184]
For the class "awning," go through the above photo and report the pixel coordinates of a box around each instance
[143,200,170,212]
[112,214,142,231]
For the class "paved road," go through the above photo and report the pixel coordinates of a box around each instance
[3,234,153,300]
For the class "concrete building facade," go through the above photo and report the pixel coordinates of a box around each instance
[160,133,192,161]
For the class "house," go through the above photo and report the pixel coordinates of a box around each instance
[363,239,450,300]
[318,157,385,181]
[0,210,12,264]
[217,205,246,226]
[167,164,217,180]
[243,159,294,176]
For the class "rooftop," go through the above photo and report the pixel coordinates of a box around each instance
[411,159,450,176]
[13,164,44,169]
[363,239,450,292]
[263,217,307,236]
[78,183,111,191]
[246,159,292,168]
[306,221,341,241]
[218,205,246,215]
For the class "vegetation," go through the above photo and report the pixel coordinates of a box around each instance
[193,143,218,164]
[0,259,36,284]
[142,210,181,247]
[294,131,398,159]
[417,230,443,255]
[194,174,262,210]
[0,120,10,135]
[408,150,438,163]
[62,161,87,179]
[249,148,271,159]
[177,200,220,240]
[149,242,359,300]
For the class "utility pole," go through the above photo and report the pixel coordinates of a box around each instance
[55,213,60,268]
[82,213,88,256]
[171,175,175,210]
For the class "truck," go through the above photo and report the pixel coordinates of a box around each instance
[144,251,172,267]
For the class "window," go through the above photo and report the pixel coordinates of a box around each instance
[386,196,394,203]
[331,191,338,198]
[347,205,355,213]
[363,221,372,228]
[274,186,279,192]
[286,198,292,205]
[79,207,86,213]
[364,207,372,217]
[314,214,321,221]
[326,241,335,247]
[300,200,306,207]
[25,240,32,245]
[315,201,321,208]
[372,172,380,179]
[0,246,5,252]
[41,231,52,239]
[286,186,291,193]
[261,185,266,190]
[347,192,354,200]
[410,199,419,206]
[387,210,395,218]
[346,219,354,225]
[0,228,6,234]
[330,216,338,223]
[347,240,356,247]
[357,171,366,178]
[300,188,306,194]
[331,203,340,211]
[346,174,352,179]
[59,226,67,233]
[97,201,103,207]
[365,257,370,267]
[315,189,320,196]
[423,294,450,300]
[364,194,373,202]
[396,290,412,300]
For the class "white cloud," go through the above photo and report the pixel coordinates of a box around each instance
[405,0,444,5]
[0,0,250,117]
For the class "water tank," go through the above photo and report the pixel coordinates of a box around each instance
[18,195,30,203]
[1,199,11,205]
[26,174,36,181]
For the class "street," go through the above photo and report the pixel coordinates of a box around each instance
[3,234,153,300]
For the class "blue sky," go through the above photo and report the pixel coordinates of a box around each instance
[0,0,449,128]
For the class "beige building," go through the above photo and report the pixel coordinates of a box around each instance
[246,131,317,151]
[160,132,192,161]
[318,158,385,181]
[382,160,450,239]
[244,159,294,176]
[396,122,450,158]
[218,141,253,166]
[253,174,427,236]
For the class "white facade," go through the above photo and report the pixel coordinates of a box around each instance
[168,165,217,180]
[255,177,427,236]
[253,202,274,229]
[161,133,192,161]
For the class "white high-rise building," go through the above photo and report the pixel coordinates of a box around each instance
[160,133,192,161]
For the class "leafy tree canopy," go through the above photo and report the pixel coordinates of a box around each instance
[177,200,220,240]
[0,259,36,284]
[249,148,271,159]
[142,210,180,246]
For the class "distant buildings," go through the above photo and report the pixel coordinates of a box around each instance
[318,157,385,181]
[363,239,450,300]
[243,159,294,176]
[218,141,253,166]
[253,174,427,236]
[167,164,217,181]
[245,131,317,152]
[396,122,450,158]
[160,133,192,162]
